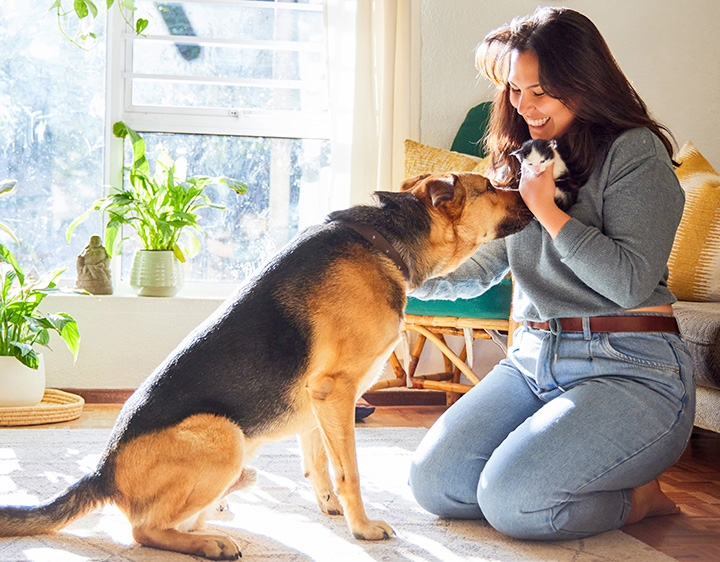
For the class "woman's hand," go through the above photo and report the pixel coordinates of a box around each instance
[518,162,571,239]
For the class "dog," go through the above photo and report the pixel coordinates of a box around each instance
[0,172,532,559]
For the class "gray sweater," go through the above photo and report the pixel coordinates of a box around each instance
[411,128,685,322]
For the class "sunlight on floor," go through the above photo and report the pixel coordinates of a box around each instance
[22,548,89,562]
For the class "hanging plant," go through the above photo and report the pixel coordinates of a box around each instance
[49,0,149,49]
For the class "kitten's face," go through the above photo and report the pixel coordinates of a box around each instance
[521,148,553,176]
[513,141,555,177]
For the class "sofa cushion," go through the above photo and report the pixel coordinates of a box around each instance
[404,139,490,179]
[667,142,720,301]
[450,101,492,157]
[405,278,512,319]
[673,301,720,390]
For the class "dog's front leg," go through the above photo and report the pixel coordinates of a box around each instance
[307,374,394,541]
[298,428,343,516]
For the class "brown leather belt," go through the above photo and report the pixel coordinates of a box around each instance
[524,315,680,333]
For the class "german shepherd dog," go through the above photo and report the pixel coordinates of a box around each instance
[0,172,531,559]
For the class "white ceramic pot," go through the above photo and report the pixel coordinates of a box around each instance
[0,354,46,407]
[129,249,184,297]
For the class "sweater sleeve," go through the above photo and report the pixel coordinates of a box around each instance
[410,237,510,300]
[553,138,684,309]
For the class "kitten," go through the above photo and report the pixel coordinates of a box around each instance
[511,139,578,211]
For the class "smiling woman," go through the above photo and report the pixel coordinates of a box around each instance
[507,50,575,141]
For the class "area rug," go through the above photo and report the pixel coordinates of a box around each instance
[0,427,674,562]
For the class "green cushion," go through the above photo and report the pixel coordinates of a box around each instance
[450,101,492,158]
[405,278,512,319]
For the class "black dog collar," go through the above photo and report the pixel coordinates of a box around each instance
[335,219,410,282]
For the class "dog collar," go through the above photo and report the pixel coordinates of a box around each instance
[335,219,410,282]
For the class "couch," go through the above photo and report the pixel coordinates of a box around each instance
[674,302,720,432]
[667,141,720,433]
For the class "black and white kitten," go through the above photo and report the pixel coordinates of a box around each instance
[511,139,578,211]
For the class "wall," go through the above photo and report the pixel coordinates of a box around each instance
[44,295,223,389]
[421,0,720,166]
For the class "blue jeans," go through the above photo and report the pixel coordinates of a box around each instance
[408,322,695,540]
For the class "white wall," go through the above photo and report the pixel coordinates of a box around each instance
[420,0,720,166]
[44,295,223,389]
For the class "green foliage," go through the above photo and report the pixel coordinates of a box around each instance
[50,0,148,48]
[0,180,19,245]
[67,122,248,263]
[0,244,80,369]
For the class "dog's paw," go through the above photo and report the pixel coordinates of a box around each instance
[317,491,343,516]
[201,535,241,560]
[351,519,395,541]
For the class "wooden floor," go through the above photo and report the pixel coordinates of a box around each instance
[32,404,720,562]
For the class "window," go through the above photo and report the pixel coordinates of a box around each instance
[1,0,332,287]
[0,2,105,274]
[114,0,332,285]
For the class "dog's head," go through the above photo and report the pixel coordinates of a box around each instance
[394,172,533,279]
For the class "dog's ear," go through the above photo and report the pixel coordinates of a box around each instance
[399,173,431,192]
[425,175,457,207]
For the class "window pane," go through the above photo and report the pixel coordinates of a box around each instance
[119,133,331,283]
[0,3,104,274]
[131,77,326,112]
[132,1,327,112]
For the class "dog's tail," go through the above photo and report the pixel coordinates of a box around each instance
[0,472,110,537]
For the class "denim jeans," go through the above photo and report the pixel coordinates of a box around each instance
[408,321,695,540]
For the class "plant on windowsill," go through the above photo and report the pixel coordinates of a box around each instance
[0,243,80,408]
[66,121,248,297]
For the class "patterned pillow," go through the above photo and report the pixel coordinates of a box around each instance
[667,141,720,301]
[404,139,490,179]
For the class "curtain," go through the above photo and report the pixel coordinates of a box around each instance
[325,0,421,208]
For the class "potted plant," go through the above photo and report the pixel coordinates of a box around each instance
[0,243,80,407]
[67,121,247,296]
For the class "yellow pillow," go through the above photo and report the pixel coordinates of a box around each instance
[404,139,490,179]
[667,141,720,301]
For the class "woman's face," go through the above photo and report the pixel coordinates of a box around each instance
[507,50,575,140]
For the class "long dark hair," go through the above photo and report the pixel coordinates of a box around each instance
[475,7,676,187]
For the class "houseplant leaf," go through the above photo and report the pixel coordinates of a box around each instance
[0,243,80,369]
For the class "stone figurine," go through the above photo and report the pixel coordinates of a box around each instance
[76,235,113,295]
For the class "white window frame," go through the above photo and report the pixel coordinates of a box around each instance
[103,1,331,295]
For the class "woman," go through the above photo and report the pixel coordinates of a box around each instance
[408,7,695,540]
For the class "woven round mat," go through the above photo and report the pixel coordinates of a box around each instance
[0,389,85,427]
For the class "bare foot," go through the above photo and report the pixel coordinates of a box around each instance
[624,479,680,525]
